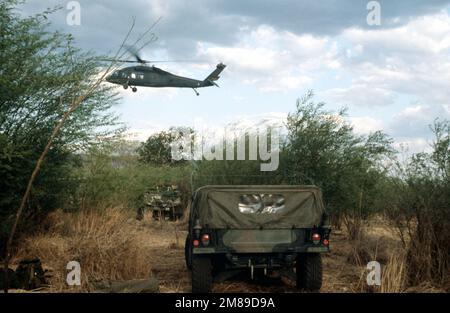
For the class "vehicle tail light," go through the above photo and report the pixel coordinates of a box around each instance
[201,234,210,246]
[323,239,329,246]
[312,233,321,245]
[193,239,199,247]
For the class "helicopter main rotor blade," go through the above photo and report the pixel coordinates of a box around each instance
[100,58,198,64]
[125,45,148,64]
[146,60,196,63]
[99,58,137,63]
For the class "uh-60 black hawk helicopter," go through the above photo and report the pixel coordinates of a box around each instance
[105,50,226,95]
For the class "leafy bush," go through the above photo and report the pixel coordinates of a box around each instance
[69,139,191,211]
[282,91,394,233]
[0,0,121,252]
[386,119,450,287]
[137,127,192,166]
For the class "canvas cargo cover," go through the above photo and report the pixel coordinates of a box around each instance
[193,185,325,229]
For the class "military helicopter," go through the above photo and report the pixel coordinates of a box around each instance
[105,50,226,95]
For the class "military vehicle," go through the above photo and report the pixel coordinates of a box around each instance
[185,185,331,293]
[137,185,184,221]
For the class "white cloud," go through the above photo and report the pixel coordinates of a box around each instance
[328,12,450,107]
[125,112,288,142]
[349,116,385,135]
[226,112,287,133]
[118,11,450,155]
[342,12,450,56]
[196,25,339,92]
[388,103,449,137]
[125,125,167,142]
[393,137,432,154]
[324,84,396,107]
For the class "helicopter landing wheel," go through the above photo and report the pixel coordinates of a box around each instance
[192,88,199,96]
[132,87,137,92]
[123,85,128,90]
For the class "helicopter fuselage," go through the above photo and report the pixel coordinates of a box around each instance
[106,63,225,94]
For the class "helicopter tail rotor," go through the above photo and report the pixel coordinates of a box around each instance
[203,63,226,87]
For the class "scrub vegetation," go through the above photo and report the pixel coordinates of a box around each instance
[1,1,448,292]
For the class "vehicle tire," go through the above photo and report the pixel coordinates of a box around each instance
[185,235,192,270]
[296,253,322,291]
[191,255,212,293]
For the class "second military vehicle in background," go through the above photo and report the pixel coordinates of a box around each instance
[137,184,185,221]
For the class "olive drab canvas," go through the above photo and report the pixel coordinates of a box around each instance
[185,185,331,293]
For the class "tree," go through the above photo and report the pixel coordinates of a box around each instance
[281,91,394,233]
[137,127,192,166]
[386,119,450,286]
[192,132,281,188]
[0,0,123,251]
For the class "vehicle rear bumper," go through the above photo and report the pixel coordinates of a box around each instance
[304,246,329,253]
[193,245,330,254]
[193,247,216,254]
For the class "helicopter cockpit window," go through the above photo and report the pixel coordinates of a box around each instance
[238,194,286,214]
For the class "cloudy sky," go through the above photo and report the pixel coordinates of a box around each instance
[20,0,450,153]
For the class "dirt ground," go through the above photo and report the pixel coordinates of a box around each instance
[8,211,407,293]
[141,220,367,293]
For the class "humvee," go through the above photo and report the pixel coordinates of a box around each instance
[185,185,331,293]
[136,184,184,221]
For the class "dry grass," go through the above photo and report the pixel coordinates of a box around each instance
[10,210,447,293]
[12,208,154,291]
[348,217,408,293]
[347,217,403,267]
[346,217,446,293]
[353,251,407,293]
[380,251,407,293]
